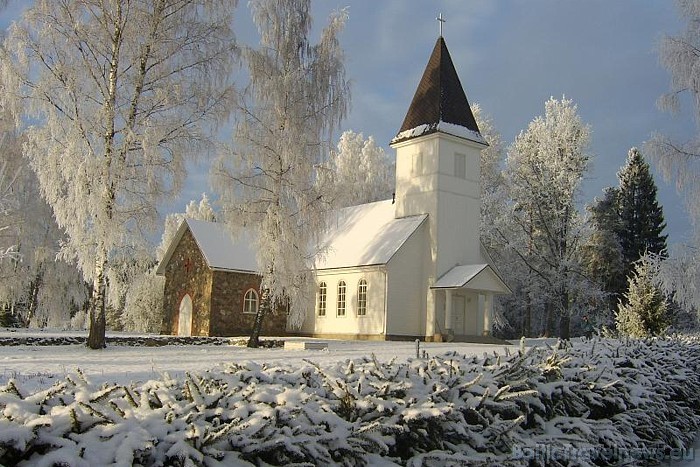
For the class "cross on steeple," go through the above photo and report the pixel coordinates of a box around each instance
[436,13,446,37]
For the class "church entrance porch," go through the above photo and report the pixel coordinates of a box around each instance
[440,289,492,342]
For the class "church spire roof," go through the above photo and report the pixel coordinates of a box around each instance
[391,36,485,146]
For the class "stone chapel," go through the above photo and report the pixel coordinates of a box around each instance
[156,35,510,341]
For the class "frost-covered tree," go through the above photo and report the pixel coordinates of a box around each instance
[0,115,88,329]
[212,0,349,347]
[472,104,522,335]
[645,0,700,314]
[0,0,238,348]
[615,255,669,338]
[473,104,507,243]
[330,130,393,207]
[121,268,164,333]
[502,97,593,339]
[156,193,217,262]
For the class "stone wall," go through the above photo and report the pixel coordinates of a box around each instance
[161,224,287,337]
[209,270,288,337]
[162,227,212,336]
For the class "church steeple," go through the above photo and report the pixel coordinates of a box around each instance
[391,37,485,146]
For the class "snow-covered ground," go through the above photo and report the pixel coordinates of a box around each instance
[2,330,700,466]
[0,329,520,393]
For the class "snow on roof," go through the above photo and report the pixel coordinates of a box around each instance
[155,219,259,275]
[186,219,259,273]
[391,36,485,146]
[392,121,487,146]
[157,201,426,275]
[316,200,427,270]
[432,264,489,288]
[431,263,511,293]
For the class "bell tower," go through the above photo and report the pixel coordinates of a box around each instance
[390,36,488,280]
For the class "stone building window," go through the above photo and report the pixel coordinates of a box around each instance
[337,281,346,317]
[357,279,367,316]
[243,289,259,315]
[318,282,327,316]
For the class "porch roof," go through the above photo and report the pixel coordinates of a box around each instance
[431,264,510,293]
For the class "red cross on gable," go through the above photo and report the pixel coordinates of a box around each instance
[184,257,193,274]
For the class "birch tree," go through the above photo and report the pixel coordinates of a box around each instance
[503,97,593,339]
[1,0,237,348]
[645,0,700,313]
[212,0,349,347]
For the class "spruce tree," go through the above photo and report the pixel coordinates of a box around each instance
[616,148,668,279]
[615,256,669,337]
[584,187,625,313]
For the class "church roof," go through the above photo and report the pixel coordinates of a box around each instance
[156,200,427,275]
[316,200,427,270]
[391,36,486,146]
[156,218,259,274]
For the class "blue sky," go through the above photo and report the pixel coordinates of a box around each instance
[225,0,696,244]
[2,1,695,244]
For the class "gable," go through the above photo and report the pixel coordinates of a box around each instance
[156,219,258,275]
[315,200,427,270]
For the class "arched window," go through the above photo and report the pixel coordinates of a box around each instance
[243,289,259,315]
[357,279,368,316]
[318,282,327,316]
[337,281,346,316]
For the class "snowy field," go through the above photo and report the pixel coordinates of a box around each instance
[2,330,700,466]
[0,329,520,393]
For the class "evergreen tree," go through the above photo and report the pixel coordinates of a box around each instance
[584,187,625,312]
[615,256,669,337]
[616,148,668,279]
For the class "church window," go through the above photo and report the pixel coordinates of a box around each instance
[337,281,346,316]
[243,289,259,314]
[454,153,466,179]
[357,279,367,316]
[318,282,327,316]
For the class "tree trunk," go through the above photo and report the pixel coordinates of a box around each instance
[247,291,269,348]
[523,294,531,337]
[26,269,44,327]
[87,258,107,349]
[559,314,571,341]
[558,289,571,340]
[543,302,554,337]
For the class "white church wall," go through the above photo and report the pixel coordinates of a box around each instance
[386,222,427,337]
[298,267,387,337]
[434,136,484,276]
[393,132,486,284]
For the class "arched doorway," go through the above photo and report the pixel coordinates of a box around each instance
[178,294,193,336]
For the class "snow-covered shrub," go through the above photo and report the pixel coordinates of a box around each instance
[122,271,164,333]
[616,256,669,337]
[1,337,700,466]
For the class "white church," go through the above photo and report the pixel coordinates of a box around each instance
[158,35,510,342]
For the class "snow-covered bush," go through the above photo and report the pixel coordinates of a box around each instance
[616,256,669,337]
[1,337,700,466]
